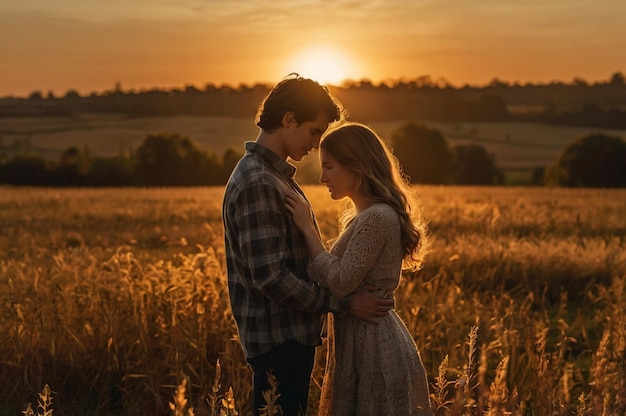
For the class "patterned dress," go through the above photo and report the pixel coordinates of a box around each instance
[308,203,431,415]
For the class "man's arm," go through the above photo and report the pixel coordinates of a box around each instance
[348,287,395,324]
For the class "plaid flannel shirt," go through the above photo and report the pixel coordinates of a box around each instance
[222,142,345,359]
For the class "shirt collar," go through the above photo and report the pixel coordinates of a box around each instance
[245,141,297,178]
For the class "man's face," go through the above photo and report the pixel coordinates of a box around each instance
[284,112,330,162]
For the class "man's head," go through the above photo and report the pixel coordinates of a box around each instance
[255,73,345,132]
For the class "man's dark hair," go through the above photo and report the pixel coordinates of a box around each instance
[256,73,345,132]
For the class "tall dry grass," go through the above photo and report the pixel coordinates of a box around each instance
[1,185,625,415]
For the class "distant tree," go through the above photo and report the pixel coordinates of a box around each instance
[64,89,81,99]
[451,144,501,185]
[488,78,510,88]
[52,146,90,186]
[532,167,545,185]
[0,155,51,185]
[28,91,43,100]
[203,150,222,185]
[133,133,220,186]
[88,155,135,186]
[546,134,626,187]
[471,94,510,121]
[217,147,243,184]
[413,75,435,88]
[609,71,625,86]
[542,101,557,117]
[389,122,452,184]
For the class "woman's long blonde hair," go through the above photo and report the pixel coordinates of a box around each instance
[320,122,430,271]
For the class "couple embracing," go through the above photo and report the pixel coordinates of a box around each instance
[222,74,431,416]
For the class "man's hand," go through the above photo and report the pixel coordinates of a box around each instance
[348,287,394,324]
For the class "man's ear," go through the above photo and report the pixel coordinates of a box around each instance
[281,111,295,127]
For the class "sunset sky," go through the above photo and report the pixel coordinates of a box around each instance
[1,0,625,97]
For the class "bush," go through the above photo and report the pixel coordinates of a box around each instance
[88,155,136,186]
[389,122,452,184]
[547,134,626,187]
[0,155,51,185]
[451,144,502,185]
[133,133,220,186]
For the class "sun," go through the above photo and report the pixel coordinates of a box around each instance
[302,60,344,86]
[284,46,353,86]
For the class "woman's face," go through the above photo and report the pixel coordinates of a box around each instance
[319,149,359,200]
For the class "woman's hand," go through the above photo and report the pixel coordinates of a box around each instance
[286,191,327,260]
[285,192,314,232]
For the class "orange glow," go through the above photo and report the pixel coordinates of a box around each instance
[2,1,626,97]
[284,46,357,86]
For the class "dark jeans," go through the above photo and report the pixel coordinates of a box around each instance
[247,340,316,416]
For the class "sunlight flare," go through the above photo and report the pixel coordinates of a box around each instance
[284,46,355,85]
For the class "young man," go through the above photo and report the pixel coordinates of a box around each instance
[222,74,393,415]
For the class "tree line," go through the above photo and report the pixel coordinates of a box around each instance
[1,72,626,128]
[0,133,240,187]
[388,123,626,188]
[2,124,625,188]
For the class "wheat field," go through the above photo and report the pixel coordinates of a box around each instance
[1,185,625,415]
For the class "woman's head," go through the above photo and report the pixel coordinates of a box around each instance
[320,122,430,270]
[320,123,397,201]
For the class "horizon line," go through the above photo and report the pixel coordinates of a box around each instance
[3,70,626,100]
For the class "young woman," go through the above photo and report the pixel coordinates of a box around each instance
[286,122,432,415]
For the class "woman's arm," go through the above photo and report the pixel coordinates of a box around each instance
[286,191,394,321]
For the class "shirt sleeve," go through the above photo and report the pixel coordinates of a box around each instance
[236,178,342,312]
[308,208,393,298]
